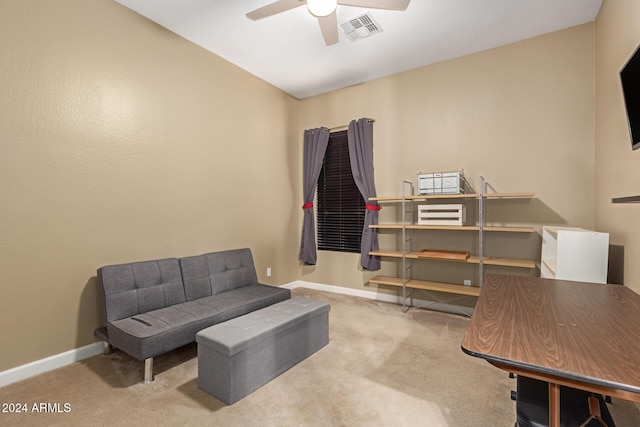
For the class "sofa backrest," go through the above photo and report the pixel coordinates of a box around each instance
[98,258,186,324]
[179,248,258,301]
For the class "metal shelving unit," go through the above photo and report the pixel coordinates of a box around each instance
[369,177,535,315]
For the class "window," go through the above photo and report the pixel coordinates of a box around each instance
[316,130,365,253]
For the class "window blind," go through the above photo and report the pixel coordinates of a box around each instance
[317,130,365,253]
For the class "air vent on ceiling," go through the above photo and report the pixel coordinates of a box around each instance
[340,12,383,42]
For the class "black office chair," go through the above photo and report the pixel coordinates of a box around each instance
[513,376,615,427]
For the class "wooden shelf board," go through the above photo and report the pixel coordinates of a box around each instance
[369,250,406,258]
[371,224,479,231]
[406,224,480,231]
[484,192,535,199]
[370,224,535,233]
[370,250,470,262]
[369,251,535,269]
[417,249,469,260]
[484,226,536,233]
[370,192,534,202]
[371,194,480,201]
[369,224,403,229]
[481,257,537,269]
[369,275,481,297]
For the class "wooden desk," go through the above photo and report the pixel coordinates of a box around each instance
[461,274,640,427]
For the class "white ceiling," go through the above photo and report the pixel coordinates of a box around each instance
[115,0,602,99]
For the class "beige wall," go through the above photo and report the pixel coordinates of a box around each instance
[0,1,299,371]
[595,0,640,293]
[299,24,596,293]
[0,0,611,374]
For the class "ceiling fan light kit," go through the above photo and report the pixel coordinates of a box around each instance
[307,0,337,17]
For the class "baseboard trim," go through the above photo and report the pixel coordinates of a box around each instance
[0,342,103,388]
[0,281,470,388]
[282,280,474,317]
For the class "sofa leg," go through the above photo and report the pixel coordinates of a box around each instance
[103,342,114,355]
[144,358,154,384]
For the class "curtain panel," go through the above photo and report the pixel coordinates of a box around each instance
[299,127,330,265]
[347,118,381,270]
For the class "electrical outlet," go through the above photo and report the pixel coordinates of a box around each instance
[267,267,272,277]
[463,279,471,286]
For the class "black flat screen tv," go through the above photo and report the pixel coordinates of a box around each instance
[621,44,640,150]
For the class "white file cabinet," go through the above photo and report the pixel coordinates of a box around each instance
[541,226,609,284]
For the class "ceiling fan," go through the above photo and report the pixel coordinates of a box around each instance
[246,0,411,46]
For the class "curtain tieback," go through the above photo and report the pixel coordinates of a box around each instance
[302,202,314,209]
[365,203,381,211]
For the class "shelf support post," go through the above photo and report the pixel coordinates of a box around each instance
[401,180,414,311]
[479,176,485,288]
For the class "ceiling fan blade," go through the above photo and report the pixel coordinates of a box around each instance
[317,11,339,46]
[246,0,306,20]
[337,0,410,11]
[316,11,339,46]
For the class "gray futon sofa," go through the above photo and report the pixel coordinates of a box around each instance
[94,248,291,383]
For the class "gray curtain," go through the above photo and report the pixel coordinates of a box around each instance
[299,127,330,265]
[348,118,381,270]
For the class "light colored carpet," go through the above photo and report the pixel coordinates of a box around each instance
[1,287,638,426]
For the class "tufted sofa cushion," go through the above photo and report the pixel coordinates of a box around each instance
[98,258,185,324]
[179,248,259,301]
[106,283,291,361]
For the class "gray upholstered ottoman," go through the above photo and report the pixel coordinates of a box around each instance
[196,296,330,404]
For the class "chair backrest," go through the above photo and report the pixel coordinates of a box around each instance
[179,248,258,301]
[97,258,185,324]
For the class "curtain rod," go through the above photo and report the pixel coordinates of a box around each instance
[328,118,375,132]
